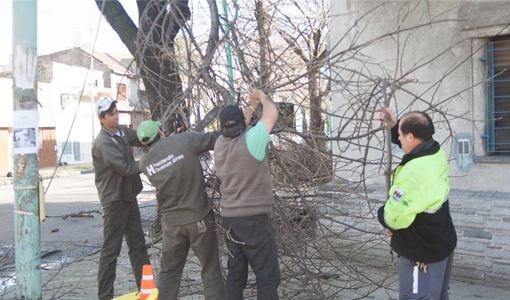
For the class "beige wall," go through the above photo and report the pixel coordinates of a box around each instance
[330,0,510,192]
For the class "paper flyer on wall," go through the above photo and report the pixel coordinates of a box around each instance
[13,110,39,154]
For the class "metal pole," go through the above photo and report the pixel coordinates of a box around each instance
[12,0,42,299]
[89,7,97,143]
[327,94,332,151]
[90,53,95,143]
[221,0,235,103]
[382,79,392,195]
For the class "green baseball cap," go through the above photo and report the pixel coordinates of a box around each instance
[137,120,162,145]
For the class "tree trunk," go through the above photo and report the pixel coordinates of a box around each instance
[95,0,190,120]
[308,62,327,151]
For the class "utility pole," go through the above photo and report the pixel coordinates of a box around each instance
[12,0,42,299]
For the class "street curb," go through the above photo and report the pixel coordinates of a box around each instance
[0,178,12,186]
[0,169,94,186]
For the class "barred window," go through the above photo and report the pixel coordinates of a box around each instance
[485,36,510,153]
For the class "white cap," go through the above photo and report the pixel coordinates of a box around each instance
[96,97,117,116]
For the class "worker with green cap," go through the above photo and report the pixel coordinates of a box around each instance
[137,116,224,300]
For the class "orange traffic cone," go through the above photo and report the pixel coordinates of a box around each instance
[140,264,157,300]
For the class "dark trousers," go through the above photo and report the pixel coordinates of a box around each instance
[222,214,280,300]
[399,252,454,300]
[158,211,225,300]
[98,200,150,300]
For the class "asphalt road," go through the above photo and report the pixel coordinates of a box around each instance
[0,173,157,291]
[1,172,157,253]
[0,173,104,256]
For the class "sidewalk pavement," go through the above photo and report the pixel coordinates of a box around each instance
[34,246,510,300]
[0,164,94,186]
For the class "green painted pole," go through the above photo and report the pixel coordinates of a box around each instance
[222,0,235,103]
[327,94,332,151]
[12,0,42,299]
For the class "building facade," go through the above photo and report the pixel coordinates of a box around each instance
[329,0,510,285]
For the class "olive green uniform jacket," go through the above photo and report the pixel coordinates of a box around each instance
[92,125,143,205]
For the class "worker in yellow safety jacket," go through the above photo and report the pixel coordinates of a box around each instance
[377,108,456,300]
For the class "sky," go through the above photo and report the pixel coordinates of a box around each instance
[0,0,139,66]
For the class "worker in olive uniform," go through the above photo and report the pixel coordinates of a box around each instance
[137,116,225,300]
[92,97,150,300]
[378,108,456,300]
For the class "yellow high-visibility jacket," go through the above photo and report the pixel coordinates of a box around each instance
[378,140,456,263]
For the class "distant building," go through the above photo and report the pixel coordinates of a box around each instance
[0,47,147,174]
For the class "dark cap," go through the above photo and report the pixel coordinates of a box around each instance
[220,105,244,128]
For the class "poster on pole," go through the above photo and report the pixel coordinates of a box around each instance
[13,110,38,154]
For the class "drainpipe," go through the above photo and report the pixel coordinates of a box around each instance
[12,0,42,299]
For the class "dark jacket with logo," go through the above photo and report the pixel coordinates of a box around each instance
[139,131,220,225]
[92,125,143,206]
[377,124,457,263]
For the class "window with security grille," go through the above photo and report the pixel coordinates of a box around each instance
[485,36,510,153]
